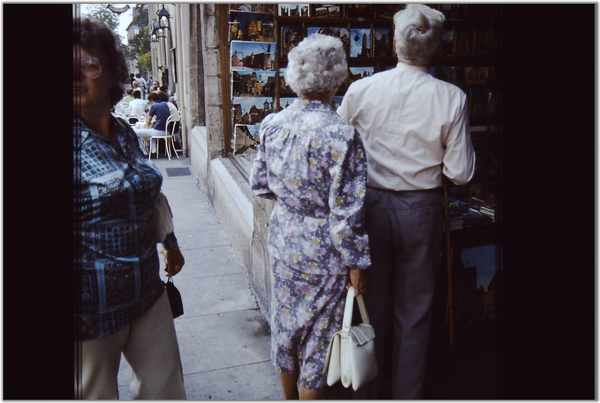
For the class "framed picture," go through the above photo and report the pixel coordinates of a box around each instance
[278,4,309,17]
[280,25,304,57]
[306,26,350,54]
[229,11,274,42]
[348,66,374,85]
[438,65,462,85]
[278,68,294,95]
[373,27,393,57]
[470,126,489,148]
[230,4,275,13]
[330,95,344,110]
[465,66,489,85]
[230,41,276,70]
[487,92,502,117]
[232,69,276,97]
[457,244,502,319]
[346,4,375,19]
[232,96,275,125]
[440,29,455,58]
[313,4,341,17]
[468,88,488,118]
[474,29,492,56]
[278,97,298,111]
[233,124,261,154]
[376,4,402,19]
[454,30,473,57]
[350,28,371,58]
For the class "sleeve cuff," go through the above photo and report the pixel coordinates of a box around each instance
[162,232,179,250]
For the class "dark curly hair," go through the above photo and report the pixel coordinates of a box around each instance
[156,91,169,102]
[74,17,129,107]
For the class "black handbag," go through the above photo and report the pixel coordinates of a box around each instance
[165,276,184,318]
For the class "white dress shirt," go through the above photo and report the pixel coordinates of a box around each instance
[129,98,148,118]
[166,101,180,122]
[338,62,475,191]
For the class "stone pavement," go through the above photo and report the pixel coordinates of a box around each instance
[116,155,283,400]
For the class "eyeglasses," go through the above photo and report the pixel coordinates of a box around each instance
[77,56,102,79]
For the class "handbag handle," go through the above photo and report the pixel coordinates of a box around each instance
[342,286,370,331]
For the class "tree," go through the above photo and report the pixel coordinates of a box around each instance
[128,5,150,60]
[137,52,152,71]
[81,4,126,50]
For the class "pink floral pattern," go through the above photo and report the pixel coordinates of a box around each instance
[250,99,371,390]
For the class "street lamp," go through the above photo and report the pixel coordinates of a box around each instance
[149,19,158,42]
[155,21,166,39]
[157,5,171,29]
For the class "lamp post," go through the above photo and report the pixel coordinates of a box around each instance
[150,19,159,43]
[155,5,171,89]
[157,5,171,29]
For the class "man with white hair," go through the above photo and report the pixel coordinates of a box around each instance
[134,71,147,97]
[338,4,475,399]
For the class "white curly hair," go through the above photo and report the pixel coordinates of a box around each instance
[286,33,348,99]
[394,4,445,66]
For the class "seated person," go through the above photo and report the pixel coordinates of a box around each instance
[156,90,180,123]
[121,88,134,107]
[134,92,171,154]
[128,89,148,121]
[160,85,178,109]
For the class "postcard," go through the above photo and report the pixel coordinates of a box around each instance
[232,96,275,125]
[232,69,277,97]
[229,11,274,42]
[231,41,276,70]
[350,28,371,58]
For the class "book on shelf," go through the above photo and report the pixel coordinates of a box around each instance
[443,216,464,231]
[480,207,494,217]
[462,213,493,228]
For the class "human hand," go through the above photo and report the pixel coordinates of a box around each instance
[163,248,185,277]
[346,268,366,296]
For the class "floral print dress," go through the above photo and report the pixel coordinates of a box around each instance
[250,99,371,390]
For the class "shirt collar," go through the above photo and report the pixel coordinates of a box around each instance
[292,98,331,112]
[396,61,429,73]
[73,115,123,141]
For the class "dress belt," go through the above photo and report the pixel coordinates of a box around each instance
[277,203,329,219]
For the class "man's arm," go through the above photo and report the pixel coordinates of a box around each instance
[146,106,153,127]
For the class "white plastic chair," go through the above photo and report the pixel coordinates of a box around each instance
[128,113,143,125]
[148,116,179,160]
[171,113,183,153]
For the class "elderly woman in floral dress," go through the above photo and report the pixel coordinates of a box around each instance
[250,33,371,400]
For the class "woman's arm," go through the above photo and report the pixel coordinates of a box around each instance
[328,127,371,274]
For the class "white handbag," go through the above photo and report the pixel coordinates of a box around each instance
[323,286,378,391]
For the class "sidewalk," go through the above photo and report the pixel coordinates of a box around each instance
[117,156,283,400]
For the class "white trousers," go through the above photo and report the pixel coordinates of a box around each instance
[135,129,166,153]
[79,292,186,399]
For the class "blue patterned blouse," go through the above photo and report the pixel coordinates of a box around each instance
[74,116,168,340]
[250,99,371,276]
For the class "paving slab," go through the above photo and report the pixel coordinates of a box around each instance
[175,309,271,375]
[164,246,242,280]
[183,361,283,400]
[173,214,228,239]
[114,157,283,400]
[172,273,258,317]
[176,227,233,250]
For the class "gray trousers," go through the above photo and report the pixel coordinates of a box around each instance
[356,187,443,399]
